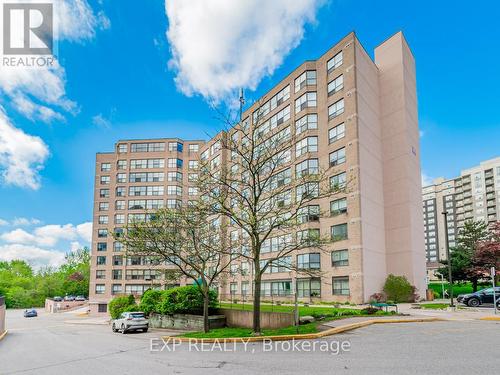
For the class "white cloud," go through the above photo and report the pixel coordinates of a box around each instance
[421,172,434,187]
[0,219,8,226]
[0,0,109,189]
[0,244,66,268]
[92,113,111,128]
[165,0,325,102]
[0,108,49,189]
[0,222,92,248]
[12,217,42,226]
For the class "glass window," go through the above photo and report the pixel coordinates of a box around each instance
[297,205,320,223]
[188,160,198,170]
[295,159,318,178]
[96,256,106,266]
[97,242,107,252]
[332,249,348,266]
[101,163,111,172]
[99,202,109,211]
[296,182,319,201]
[327,74,344,96]
[97,229,108,238]
[331,224,348,241]
[297,279,321,298]
[297,253,321,269]
[294,70,317,92]
[188,144,199,153]
[330,172,347,190]
[295,137,318,157]
[295,92,317,113]
[117,160,127,170]
[95,284,105,294]
[98,215,108,225]
[100,176,110,185]
[328,99,345,120]
[329,123,345,143]
[115,200,125,210]
[168,142,183,152]
[332,276,349,295]
[295,114,318,135]
[330,198,347,215]
[327,51,343,73]
[115,187,126,197]
[329,147,346,167]
[100,189,110,198]
[117,144,127,153]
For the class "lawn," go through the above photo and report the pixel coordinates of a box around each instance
[181,323,318,338]
[218,302,367,318]
[419,303,449,310]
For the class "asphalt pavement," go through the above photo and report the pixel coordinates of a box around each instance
[1,308,499,375]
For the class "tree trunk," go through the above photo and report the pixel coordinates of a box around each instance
[252,274,262,335]
[203,292,209,333]
[472,279,478,292]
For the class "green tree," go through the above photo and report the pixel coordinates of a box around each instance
[383,274,415,303]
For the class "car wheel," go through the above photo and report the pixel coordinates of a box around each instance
[121,324,127,334]
[467,298,480,307]
[143,328,148,333]
[112,324,118,333]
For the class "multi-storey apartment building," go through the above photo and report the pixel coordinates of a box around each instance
[422,157,500,277]
[89,31,426,314]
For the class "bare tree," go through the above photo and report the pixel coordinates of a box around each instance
[115,206,235,333]
[196,104,348,334]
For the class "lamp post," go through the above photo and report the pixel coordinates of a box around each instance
[442,211,454,307]
[435,272,445,301]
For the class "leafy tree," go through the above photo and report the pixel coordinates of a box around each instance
[472,222,500,283]
[383,274,415,303]
[109,295,137,319]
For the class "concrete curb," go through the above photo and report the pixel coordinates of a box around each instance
[161,317,445,343]
[479,316,500,321]
[64,320,109,325]
[0,330,8,342]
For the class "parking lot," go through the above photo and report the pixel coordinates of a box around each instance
[1,308,500,374]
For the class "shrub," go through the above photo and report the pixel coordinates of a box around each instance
[369,292,387,303]
[140,289,163,316]
[157,285,217,316]
[383,274,415,303]
[109,295,137,319]
[360,307,380,315]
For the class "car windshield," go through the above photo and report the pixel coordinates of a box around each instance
[130,313,145,318]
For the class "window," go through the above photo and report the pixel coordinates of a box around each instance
[188,173,198,182]
[230,283,238,295]
[131,142,165,152]
[116,173,126,183]
[295,92,317,113]
[297,205,320,223]
[327,74,344,96]
[113,242,123,252]
[117,160,127,170]
[200,150,209,161]
[117,144,127,153]
[115,214,125,224]
[188,144,199,153]
[115,200,125,210]
[260,281,291,296]
[112,255,123,266]
[260,256,292,273]
[96,256,106,266]
[129,186,164,196]
[327,51,343,73]
[112,270,122,280]
[297,253,321,269]
[166,199,182,209]
[101,163,111,172]
[329,147,346,167]
[97,242,107,252]
[253,85,291,122]
[328,99,345,120]
[210,155,221,169]
[129,172,164,182]
[294,70,316,92]
[97,229,108,238]
[297,279,321,298]
[295,159,318,178]
[115,187,126,197]
[188,187,198,196]
[167,171,183,182]
[241,281,249,296]
[330,198,347,215]
[329,123,345,143]
[331,223,348,241]
[330,172,347,190]
[95,284,105,294]
[297,229,320,246]
[188,160,198,170]
[99,202,109,211]
[168,158,183,168]
[112,284,122,295]
[295,137,318,157]
[130,159,165,169]
[100,176,110,185]
[295,114,317,134]
[332,276,349,295]
[96,270,106,279]
[100,189,110,198]
[269,105,291,129]
[296,182,319,201]
[167,185,182,196]
[168,142,183,152]
[211,141,221,155]
[98,215,108,225]
[332,249,348,266]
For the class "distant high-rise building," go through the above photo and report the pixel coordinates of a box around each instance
[89,31,426,314]
[422,157,500,277]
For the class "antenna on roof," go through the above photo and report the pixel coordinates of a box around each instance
[239,88,245,122]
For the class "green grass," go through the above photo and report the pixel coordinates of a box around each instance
[219,303,366,318]
[181,323,318,339]
[419,303,449,310]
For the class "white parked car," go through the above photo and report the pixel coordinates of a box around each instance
[112,312,149,333]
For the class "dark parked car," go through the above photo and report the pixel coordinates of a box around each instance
[64,295,76,301]
[53,296,63,302]
[24,309,38,318]
[457,287,500,307]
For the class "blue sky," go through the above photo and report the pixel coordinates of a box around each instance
[0,0,499,267]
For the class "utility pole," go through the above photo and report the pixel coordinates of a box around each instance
[442,211,455,307]
[239,88,245,122]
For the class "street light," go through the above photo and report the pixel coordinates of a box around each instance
[435,272,445,300]
[442,211,455,307]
